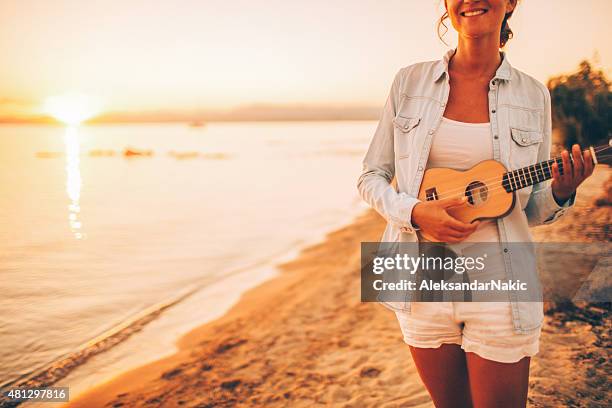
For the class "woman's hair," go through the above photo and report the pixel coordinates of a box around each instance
[437,1,518,48]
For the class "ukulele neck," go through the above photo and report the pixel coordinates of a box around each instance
[502,147,596,193]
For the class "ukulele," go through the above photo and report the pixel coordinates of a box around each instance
[416,141,611,241]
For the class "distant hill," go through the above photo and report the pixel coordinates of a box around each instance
[89,104,382,124]
[0,104,382,125]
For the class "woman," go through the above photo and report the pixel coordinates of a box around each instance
[357,1,594,407]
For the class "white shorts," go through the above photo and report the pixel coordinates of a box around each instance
[394,302,542,364]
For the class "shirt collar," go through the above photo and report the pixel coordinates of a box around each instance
[433,48,512,82]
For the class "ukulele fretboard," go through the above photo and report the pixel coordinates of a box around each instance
[502,156,571,192]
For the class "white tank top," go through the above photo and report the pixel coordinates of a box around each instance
[426,116,500,243]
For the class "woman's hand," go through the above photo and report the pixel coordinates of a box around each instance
[411,196,480,243]
[551,144,594,204]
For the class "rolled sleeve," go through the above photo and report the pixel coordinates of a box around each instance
[395,193,422,233]
[541,185,576,224]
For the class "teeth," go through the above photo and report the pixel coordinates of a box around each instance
[463,9,486,17]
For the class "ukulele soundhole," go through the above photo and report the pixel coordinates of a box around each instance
[465,181,488,206]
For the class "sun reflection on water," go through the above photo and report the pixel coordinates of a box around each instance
[64,126,84,239]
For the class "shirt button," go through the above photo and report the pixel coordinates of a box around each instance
[404,124,409,130]
[521,137,527,143]
[494,135,499,139]
[428,129,434,135]
[492,80,497,85]
[503,248,509,253]
[491,109,496,114]
[418,166,423,171]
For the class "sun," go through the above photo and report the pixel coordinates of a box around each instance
[44,93,102,125]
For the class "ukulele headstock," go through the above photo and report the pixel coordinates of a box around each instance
[590,139,612,166]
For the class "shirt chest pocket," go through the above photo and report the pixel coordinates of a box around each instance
[393,115,421,160]
[509,127,542,170]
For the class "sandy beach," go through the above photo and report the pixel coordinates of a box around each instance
[65,165,610,408]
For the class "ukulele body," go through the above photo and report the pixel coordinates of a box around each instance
[417,159,516,225]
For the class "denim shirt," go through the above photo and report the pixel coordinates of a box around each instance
[357,49,576,333]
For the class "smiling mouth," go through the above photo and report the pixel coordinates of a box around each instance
[461,9,488,17]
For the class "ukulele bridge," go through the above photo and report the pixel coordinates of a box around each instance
[425,187,439,201]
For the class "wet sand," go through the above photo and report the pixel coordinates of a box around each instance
[65,165,610,408]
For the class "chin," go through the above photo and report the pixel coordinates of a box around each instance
[459,27,497,41]
[461,30,487,39]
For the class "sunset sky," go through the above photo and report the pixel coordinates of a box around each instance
[0,0,610,122]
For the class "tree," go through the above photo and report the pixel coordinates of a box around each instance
[547,60,611,148]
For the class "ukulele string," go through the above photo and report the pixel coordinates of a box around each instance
[430,145,610,199]
[419,147,612,202]
[421,144,612,201]
[429,157,610,203]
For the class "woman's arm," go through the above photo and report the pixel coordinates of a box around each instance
[357,70,480,242]
[524,85,578,226]
[356,69,421,233]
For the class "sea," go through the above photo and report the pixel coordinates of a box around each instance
[0,121,376,402]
